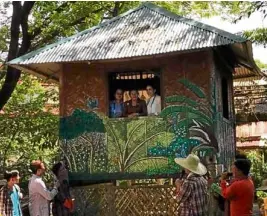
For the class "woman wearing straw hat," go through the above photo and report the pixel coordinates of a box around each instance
[174,154,208,216]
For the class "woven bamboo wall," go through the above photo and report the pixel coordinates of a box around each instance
[71,184,178,216]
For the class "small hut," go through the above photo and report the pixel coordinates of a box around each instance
[8,3,263,215]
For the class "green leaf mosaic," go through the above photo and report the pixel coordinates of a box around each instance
[60,79,220,180]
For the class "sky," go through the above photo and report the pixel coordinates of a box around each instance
[200,11,267,64]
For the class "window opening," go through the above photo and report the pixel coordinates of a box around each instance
[108,70,161,117]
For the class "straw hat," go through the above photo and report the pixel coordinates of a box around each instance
[174,154,207,176]
[257,179,267,191]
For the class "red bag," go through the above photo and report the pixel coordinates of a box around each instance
[63,198,74,211]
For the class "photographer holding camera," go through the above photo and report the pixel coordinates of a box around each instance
[220,159,254,216]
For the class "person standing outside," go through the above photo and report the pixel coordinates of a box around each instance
[28,160,59,216]
[11,170,23,200]
[51,161,73,216]
[146,85,161,116]
[174,154,208,216]
[220,159,254,216]
[0,171,22,216]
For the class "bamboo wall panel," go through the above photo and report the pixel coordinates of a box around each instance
[71,184,178,216]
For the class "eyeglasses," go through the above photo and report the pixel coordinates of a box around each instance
[146,88,153,91]
[116,92,122,95]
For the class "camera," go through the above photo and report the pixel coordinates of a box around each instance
[226,172,233,177]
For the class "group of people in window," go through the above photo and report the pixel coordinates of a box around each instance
[109,85,161,118]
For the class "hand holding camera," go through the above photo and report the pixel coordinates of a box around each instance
[220,172,233,181]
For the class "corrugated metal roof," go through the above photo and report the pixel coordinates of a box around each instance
[234,68,267,86]
[234,76,267,87]
[234,67,256,79]
[9,3,247,65]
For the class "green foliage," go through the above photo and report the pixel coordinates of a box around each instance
[152,1,219,18]
[178,78,206,98]
[246,150,267,188]
[105,117,170,173]
[243,28,267,46]
[0,74,59,182]
[0,25,9,52]
[165,95,198,107]
[255,59,267,69]
[59,109,105,140]
[60,115,172,175]
[160,105,213,126]
[159,78,217,163]
[257,191,267,200]
[217,1,267,46]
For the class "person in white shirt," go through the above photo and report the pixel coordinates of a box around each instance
[28,160,59,216]
[146,85,161,116]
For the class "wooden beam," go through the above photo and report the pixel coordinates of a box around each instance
[9,64,59,83]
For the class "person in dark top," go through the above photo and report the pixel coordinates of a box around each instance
[52,161,73,216]
[123,89,147,117]
[109,89,124,118]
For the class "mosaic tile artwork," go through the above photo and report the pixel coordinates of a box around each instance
[60,79,220,180]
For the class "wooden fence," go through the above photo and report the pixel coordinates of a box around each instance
[71,183,178,216]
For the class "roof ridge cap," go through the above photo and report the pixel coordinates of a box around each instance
[143,2,246,43]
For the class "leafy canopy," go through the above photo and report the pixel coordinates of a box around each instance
[0,74,59,181]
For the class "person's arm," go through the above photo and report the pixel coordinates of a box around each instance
[14,184,23,199]
[155,96,161,114]
[123,102,128,117]
[34,179,58,201]
[220,180,237,200]
[139,100,148,116]
[177,180,192,205]
[0,188,6,216]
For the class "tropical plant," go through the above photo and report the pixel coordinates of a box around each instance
[246,150,267,188]
[59,111,173,176]
[160,78,218,158]
[59,109,106,173]
[104,116,171,173]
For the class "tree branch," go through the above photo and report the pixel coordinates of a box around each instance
[18,1,35,55]
[112,1,121,17]
[30,7,105,50]
[30,1,74,39]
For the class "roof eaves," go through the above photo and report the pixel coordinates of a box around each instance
[143,2,247,43]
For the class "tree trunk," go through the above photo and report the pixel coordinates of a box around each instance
[0,1,35,110]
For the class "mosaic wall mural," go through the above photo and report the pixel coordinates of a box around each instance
[60,79,220,180]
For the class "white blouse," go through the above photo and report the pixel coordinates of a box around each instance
[147,95,161,115]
